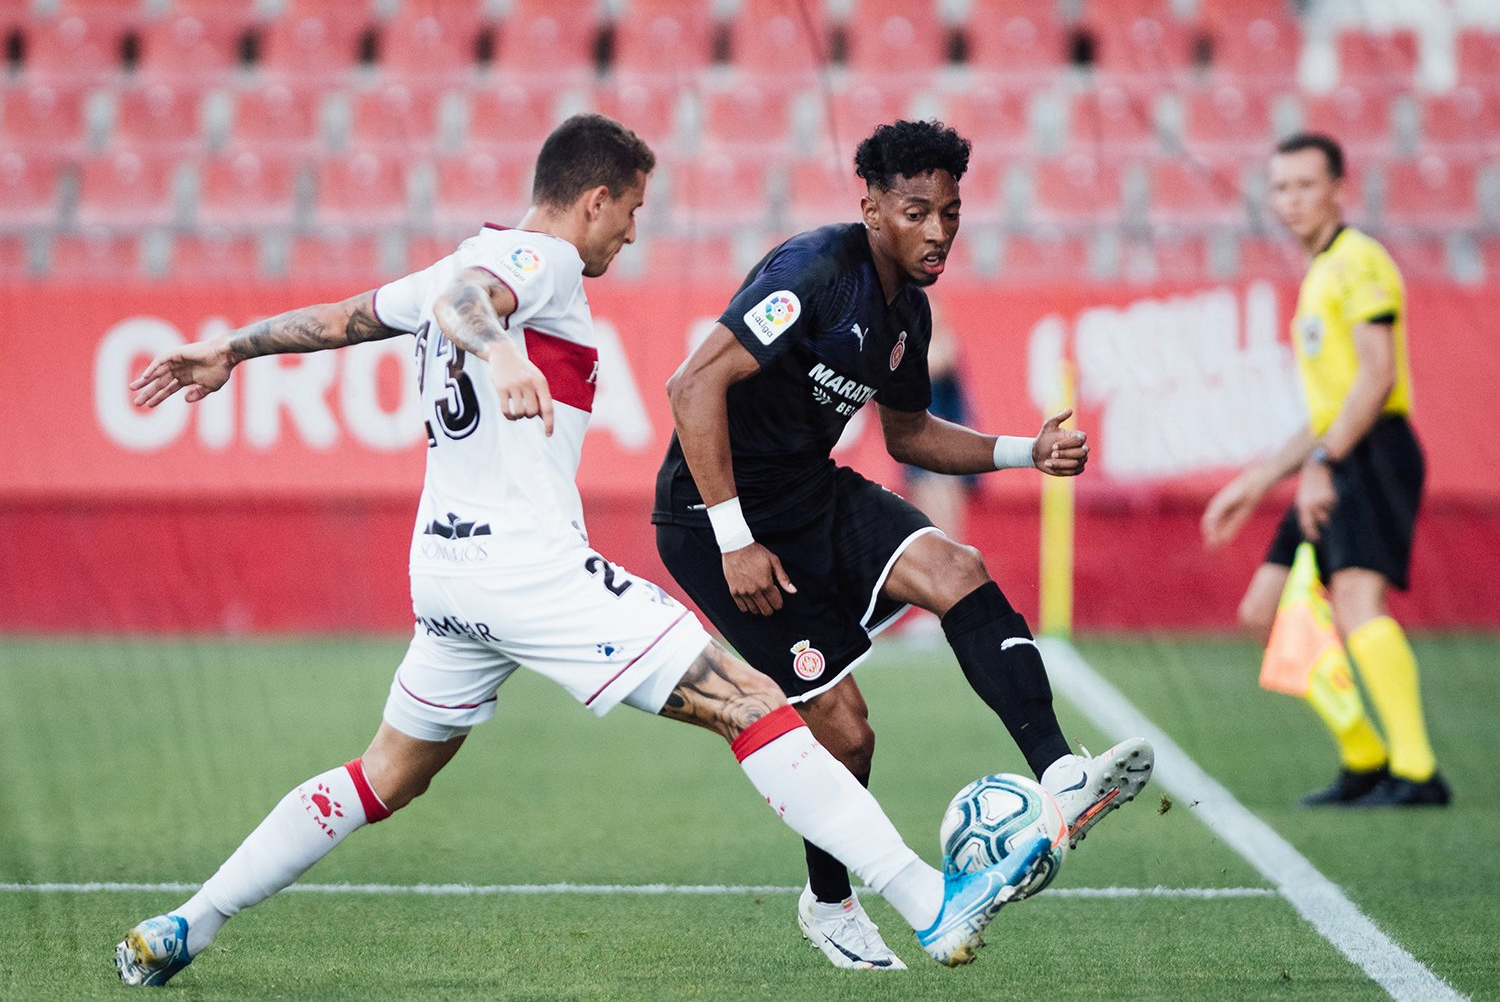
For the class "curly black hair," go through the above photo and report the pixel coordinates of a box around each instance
[853,120,971,191]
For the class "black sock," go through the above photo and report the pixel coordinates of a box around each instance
[804,771,868,903]
[942,582,1070,777]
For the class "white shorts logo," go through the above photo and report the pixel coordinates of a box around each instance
[744,290,802,346]
[499,245,544,285]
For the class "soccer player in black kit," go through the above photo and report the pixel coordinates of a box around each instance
[654,120,1155,970]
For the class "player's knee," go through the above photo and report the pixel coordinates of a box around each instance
[825,717,875,775]
[930,542,990,606]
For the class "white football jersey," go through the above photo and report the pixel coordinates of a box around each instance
[374,225,601,575]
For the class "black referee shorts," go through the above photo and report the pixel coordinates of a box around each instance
[1265,415,1425,590]
[656,466,936,702]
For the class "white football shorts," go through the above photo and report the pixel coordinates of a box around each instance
[383,549,713,742]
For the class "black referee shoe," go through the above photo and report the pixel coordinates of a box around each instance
[1299,766,1390,807]
[1351,771,1452,808]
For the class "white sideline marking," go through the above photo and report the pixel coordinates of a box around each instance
[1039,637,1468,1002]
[0,881,1273,899]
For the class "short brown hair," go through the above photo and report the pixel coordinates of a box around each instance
[1275,132,1345,180]
[532,114,656,209]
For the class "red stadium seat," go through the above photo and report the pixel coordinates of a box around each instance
[1196,0,1291,19]
[1300,86,1394,158]
[1065,82,1160,156]
[169,229,265,282]
[1382,156,1479,230]
[108,80,205,151]
[641,233,740,283]
[378,9,487,78]
[0,151,64,228]
[939,81,1030,154]
[194,149,300,230]
[1143,229,1210,283]
[49,229,142,279]
[1236,234,1305,279]
[21,14,122,81]
[727,0,832,82]
[1180,83,1274,158]
[1147,158,1248,229]
[463,78,560,151]
[785,156,866,230]
[258,13,366,83]
[287,231,390,282]
[698,80,794,153]
[348,82,442,151]
[610,0,717,76]
[951,158,1005,225]
[843,5,949,77]
[430,150,533,232]
[662,152,774,232]
[0,233,29,281]
[228,81,324,153]
[405,232,463,271]
[1483,237,1500,283]
[75,149,183,229]
[312,151,411,229]
[1030,153,1123,227]
[1,82,89,153]
[962,1,1064,81]
[1456,29,1500,85]
[1336,28,1418,90]
[495,0,600,80]
[995,230,1090,284]
[820,79,910,153]
[1199,12,1299,83]
[1378,230,1449,282]
[1418,86,1500,159]
[134,13,244,82]
[1089,14,1193,80]
[588,75,688,151]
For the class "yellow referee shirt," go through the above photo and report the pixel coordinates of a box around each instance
[1291,227,1413,436]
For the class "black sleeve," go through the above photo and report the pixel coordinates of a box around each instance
[718,244,838,367]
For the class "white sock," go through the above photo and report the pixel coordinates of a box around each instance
[732,706,943,931]
[172,759,391,956]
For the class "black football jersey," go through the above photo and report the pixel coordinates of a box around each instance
[654,223,933,529]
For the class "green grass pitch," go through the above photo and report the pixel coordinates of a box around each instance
[1,632,1496,1001]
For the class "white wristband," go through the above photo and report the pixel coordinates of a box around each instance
[707,496,755,553]
[992,435,1036,470]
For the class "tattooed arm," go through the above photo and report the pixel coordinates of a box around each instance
[658,641,787,743]
[432,267,555,436]
[130,290,403,408]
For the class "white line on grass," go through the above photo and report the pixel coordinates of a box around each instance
[1039,637,1468,1002]
[0,881,1274,899]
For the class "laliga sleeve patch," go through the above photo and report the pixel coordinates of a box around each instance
[743,290,802,346]
[498,245,545,285]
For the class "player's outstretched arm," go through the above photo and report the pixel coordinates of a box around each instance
[878,405,1089,476]
[129,291,402,408]
[433,267,554,436]
[667,324,795,616]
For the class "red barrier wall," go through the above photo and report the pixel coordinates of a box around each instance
[3,278,1497,632]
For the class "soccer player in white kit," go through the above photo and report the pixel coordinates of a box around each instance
[113,115,1049,986]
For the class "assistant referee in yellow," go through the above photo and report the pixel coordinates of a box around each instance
[1202,133,1449,808]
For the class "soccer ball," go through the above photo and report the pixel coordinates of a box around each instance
[939,773,1068,899]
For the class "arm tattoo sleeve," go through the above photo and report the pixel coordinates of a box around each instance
[230,297,402,361]
[437,283,508,356]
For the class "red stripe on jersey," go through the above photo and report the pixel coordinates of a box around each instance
[343,758,392,823]
[525,328,598,414]
[730,705,807,762]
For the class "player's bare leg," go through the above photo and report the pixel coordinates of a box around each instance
[884,532,1153,846]
[659,641,1048,967]
[115,724,463,986]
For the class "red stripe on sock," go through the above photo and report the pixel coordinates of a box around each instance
[343,759,391,823]
[730,705,807,762]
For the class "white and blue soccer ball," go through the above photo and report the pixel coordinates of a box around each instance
[939,773,1069,899]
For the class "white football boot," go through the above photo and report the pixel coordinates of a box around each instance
[115,914,193,987]
[797,886,907,970]
[1041,737,1155,848]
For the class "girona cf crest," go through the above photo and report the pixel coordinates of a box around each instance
[790,639,826,681]
[889,330,907,370]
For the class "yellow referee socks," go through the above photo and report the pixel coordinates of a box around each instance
[1346,616,1437,782]
[1304,646,1388,773]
